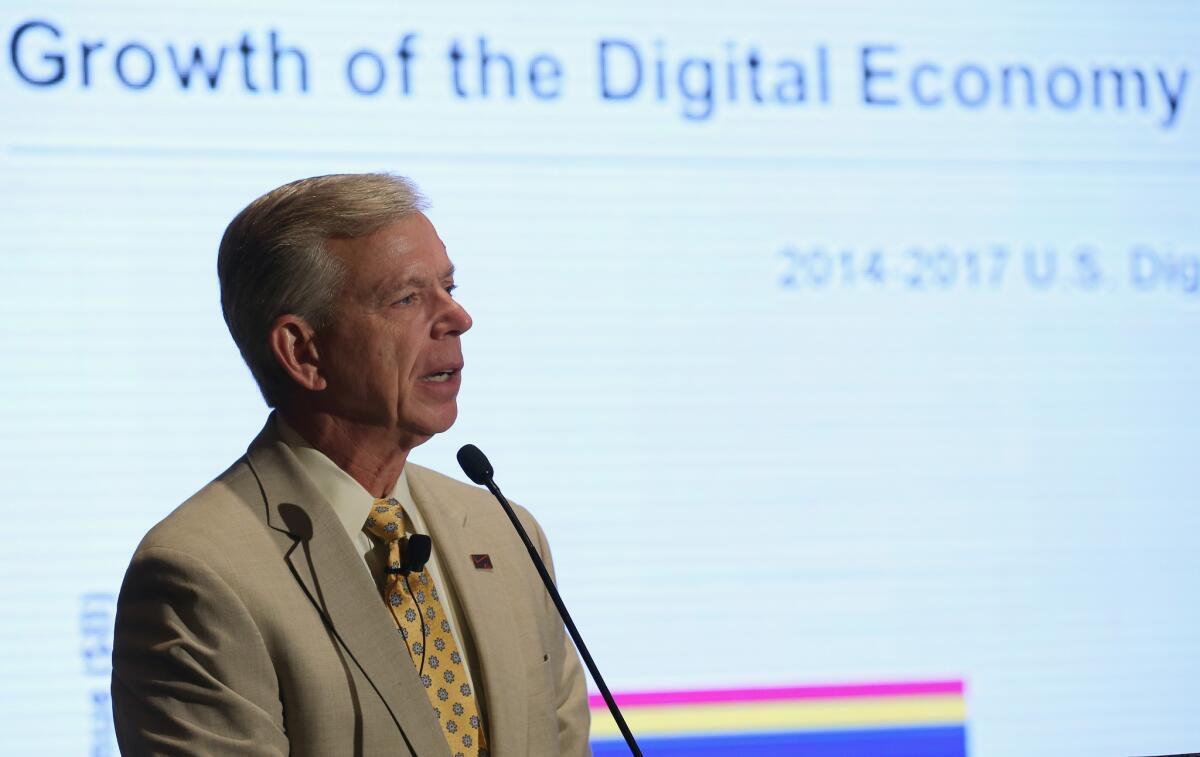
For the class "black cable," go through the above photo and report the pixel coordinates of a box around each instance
[402,569,429,677]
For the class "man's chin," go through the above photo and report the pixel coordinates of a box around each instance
[399,408,458,446]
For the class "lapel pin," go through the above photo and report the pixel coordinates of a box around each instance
[470,554,493,570]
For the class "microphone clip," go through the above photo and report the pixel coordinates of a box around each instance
[385,533,432,576]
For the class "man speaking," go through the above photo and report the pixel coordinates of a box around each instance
[111,173,592,756]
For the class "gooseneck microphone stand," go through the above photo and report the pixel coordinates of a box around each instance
[457,444,643,757]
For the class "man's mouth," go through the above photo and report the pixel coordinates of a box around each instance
[420,366,462,383]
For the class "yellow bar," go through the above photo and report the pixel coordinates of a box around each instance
[589,694,966,738]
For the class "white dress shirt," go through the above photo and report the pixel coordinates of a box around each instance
[274,416,478,696]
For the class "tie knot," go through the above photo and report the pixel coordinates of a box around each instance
[365,497,410,542]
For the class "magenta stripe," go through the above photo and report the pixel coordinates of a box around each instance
[587,680,964,709]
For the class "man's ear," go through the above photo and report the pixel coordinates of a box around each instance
[268,314,327,392]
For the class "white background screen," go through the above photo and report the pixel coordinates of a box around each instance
[1,2,1198,755]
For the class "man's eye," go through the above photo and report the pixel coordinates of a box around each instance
[445,284,457,296]
[393,294,415,306]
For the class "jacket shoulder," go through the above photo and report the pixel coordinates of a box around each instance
[133,456,272,566]
[407,462,542,524]
[407,462,490,500]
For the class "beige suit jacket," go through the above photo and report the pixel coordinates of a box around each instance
[111,420,591,756]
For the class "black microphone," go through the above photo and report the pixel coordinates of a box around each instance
[385,534,432,576]
[456,444,643,757]
[457,444,493,485]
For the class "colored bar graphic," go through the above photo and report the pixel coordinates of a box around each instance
[589,680,968,756]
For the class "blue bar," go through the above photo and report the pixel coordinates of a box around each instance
[592,725,968,756]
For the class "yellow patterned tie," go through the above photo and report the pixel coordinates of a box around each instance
[366,498,485,757]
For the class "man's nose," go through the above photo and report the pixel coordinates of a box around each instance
[435,296,472,337]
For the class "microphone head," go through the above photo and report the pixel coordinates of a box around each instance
[457,444,494,485]
[405,534,432,573]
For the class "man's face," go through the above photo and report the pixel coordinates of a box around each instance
[316,212,472,446]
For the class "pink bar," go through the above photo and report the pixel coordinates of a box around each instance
[588,680,964,710]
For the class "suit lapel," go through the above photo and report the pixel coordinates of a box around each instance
[242,422,451,757]
[409,466,529,757]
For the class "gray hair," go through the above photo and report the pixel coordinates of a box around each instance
[217,172,428,407]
